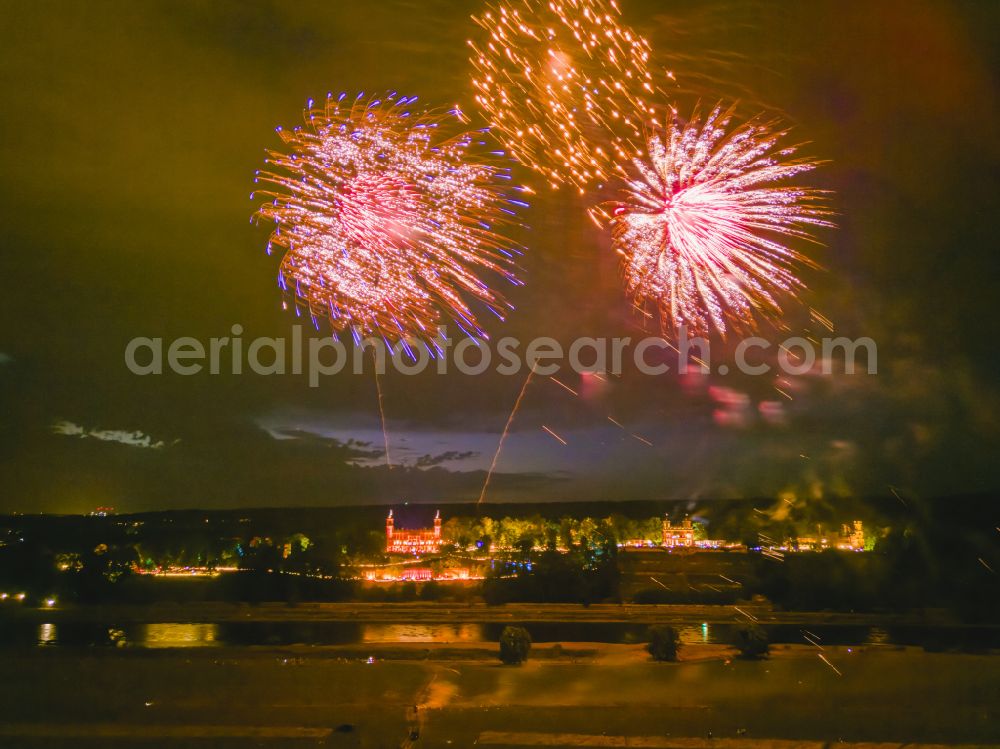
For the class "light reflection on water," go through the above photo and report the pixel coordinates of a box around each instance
[677,623,711,644]
[361,623,480,643]
[37,622,56,646]
[868,627,890,644]
[142,623,218,648]
[5,620,996,650]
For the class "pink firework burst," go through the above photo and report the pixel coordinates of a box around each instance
[252,91,528,348]
[595,104,833,337]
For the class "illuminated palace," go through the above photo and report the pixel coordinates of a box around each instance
[792,520,866,552]
[386,510,443,555]
[662,515,695,548]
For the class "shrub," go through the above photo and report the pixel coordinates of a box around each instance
[499,625,532,665]
[419,581,443,601]
[733,623,769,659]
[646,624,680,662]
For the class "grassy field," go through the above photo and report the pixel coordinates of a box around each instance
[0,644,996,748]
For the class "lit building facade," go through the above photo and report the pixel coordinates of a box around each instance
[362,565,474,582]
[790,520,866,552]
[386,510,443,555]
[662,515,695,548]
[838,520,865,551]
[399,567,433,581]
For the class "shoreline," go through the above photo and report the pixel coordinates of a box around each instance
[1,601,984,627]
[1,641,940,662]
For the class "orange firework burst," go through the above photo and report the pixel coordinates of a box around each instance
[592,104,833,337]
[469,0,659,191]
[253,92,528,348]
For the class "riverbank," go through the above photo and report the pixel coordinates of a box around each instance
[0,644,996,747]
[62,639,740,663]
[0,601,974,626]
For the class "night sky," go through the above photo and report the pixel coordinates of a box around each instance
[1,0,998,513]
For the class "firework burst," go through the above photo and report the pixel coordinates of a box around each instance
[593,104,833,337]
[253,92,528,348]
[469,0,659,191]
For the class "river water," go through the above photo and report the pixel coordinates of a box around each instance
[4,620,999,650]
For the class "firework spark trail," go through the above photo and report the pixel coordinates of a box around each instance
[541,425,568,444]
[818,653,842,676]
[478,362,536,505]
[469,0,660,191]
[802,630,824,649]
[733,605,758,623]
[549,376,578,396]
[253,91,529,348]
[543,371,659,448]
[545,371,658,447]
[592,104,833,337]
[373,364,392,470]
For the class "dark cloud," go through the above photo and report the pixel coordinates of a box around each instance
[415,450,480,469]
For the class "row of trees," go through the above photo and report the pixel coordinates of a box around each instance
[483,535,621,604]
[749,525,999,621]
[0,530,347,604]
[441,514,705,552]
[499,623,769,666]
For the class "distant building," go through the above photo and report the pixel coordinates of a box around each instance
[437,567,470,580]
[399,567,433,581]
[790,534,823,551]
[386,510,443,555]
[837,520,865,551]
[694,538,726,549]
[89,507,115,517]
[662,515,695,548]
[621,538,656,549]
[791,520,865,552]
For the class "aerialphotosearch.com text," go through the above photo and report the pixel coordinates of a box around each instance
[124,325,877,386]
